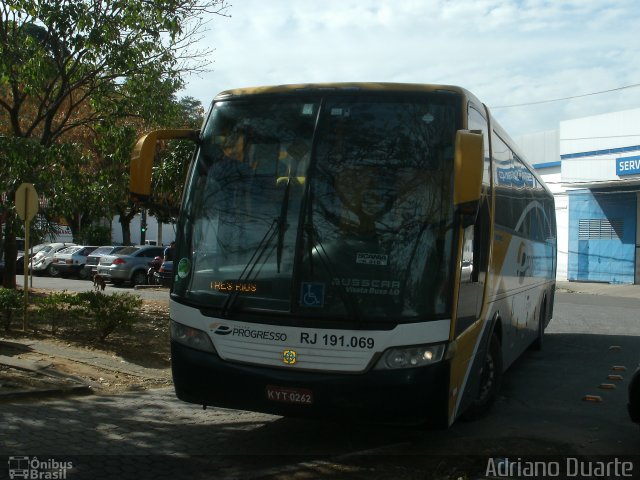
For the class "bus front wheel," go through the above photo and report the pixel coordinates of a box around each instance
[463,334,503,421]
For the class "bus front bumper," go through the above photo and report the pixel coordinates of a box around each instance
[171,341,450,424]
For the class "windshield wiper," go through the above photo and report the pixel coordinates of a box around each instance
[219,218,278,317]
[220,178,294,316]
[276,177,292,273]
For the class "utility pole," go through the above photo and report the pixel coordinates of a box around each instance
[140,208,147,244]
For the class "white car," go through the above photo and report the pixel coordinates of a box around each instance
[29,242,76,276]
[50,245,98,279]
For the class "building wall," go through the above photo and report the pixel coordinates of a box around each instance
[567,190,636,284]
[111,214,176,246]
[560,108,640,155]
[516,130,559,166]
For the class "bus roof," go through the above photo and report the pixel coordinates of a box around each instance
[214,82,480,102]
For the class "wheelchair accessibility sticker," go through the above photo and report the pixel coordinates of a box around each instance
[300,282,324,307]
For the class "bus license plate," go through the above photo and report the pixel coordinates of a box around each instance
[266,385,313,405]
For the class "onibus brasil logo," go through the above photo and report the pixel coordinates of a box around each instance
[8,456,73,479]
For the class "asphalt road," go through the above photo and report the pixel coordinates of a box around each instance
[17,273,171,301]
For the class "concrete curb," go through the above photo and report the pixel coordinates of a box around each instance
[0,346,94,402]
[1,338,168,380]
[0,384,93,402]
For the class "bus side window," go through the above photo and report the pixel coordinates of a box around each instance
[473,198,490,283]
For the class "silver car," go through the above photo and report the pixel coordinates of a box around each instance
[83,245,127,279]
[96,245,166,286]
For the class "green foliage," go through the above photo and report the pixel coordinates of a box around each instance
[148,97,205,222]
[0,0,228,283]
[0,287,23,331]
[33,290,144,341]
[1,0,230,145]
[0,138,83,221]
[0,137,88,288]
[75,291,143,341]
[75,225,112,246]
[36,290,82,334]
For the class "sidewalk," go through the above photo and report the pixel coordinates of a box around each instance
[556,280,640,299]
[0,336,170,401]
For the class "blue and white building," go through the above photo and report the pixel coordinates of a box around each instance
[517,107,640,284]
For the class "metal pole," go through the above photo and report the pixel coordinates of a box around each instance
[141,208,147,244]
[23,217,30,332]
[29,240,33,288]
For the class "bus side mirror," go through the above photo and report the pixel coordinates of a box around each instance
[453,130,484,226]
[130,129,199,203]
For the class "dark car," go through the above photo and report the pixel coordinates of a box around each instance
[83,246,127,280]
[629,364,640,424]
[153,261,173,287]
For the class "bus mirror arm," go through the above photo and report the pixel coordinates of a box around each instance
[453,129,483,227]
[129,128,199,203]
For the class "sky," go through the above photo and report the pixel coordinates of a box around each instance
[180,0,640,138]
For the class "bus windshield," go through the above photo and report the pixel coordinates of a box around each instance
[174,92,459,324]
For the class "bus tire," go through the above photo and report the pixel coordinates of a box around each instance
[531,299,546,351]
[462,334,503,421]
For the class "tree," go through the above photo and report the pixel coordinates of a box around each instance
[148,96,205,223]
[93,94,205,246]
[0,0,230,287]
[0,137,85,287]
[0,0,229,145]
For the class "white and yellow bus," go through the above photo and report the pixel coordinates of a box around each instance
[130,83,556,426]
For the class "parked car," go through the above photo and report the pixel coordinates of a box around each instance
[16,243,52,274]
[96,245,166,286]
[83,246,127,280]
[153,260,173,287]
[50,245,98,279]
[29,242,76,276]
[629,364,640,424]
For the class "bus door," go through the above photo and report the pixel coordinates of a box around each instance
[449,111,492,422]
[449,191,491,422]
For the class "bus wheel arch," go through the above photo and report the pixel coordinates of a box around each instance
[462,315,503,421]
[531,294,547,351]
[489,312,502,346]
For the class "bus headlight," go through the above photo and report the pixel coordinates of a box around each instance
[375,344,446,370]
[171,320,216,353]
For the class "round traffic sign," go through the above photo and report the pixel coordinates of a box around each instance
[15,182,39,222]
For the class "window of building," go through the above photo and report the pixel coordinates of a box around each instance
[578,218,624,240]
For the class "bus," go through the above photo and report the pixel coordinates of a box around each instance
[130,83,557,426]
